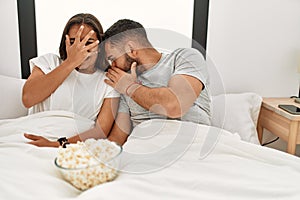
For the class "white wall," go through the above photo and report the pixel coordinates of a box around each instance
[0,0,21,78]
[2,0,300,97]
[35,0,194,55]
[207,0,300,97]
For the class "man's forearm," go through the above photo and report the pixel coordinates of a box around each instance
[127,84,182,118]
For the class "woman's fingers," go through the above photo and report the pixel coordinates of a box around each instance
[66,26,99,67]
[84,40,99,52]
[76,40,98,60]
[81,29,95,45]
[24,133,42,141]
[72,26,99,52]
[75,25,84,44]
[65,35,71,48]
[28,140,39,146]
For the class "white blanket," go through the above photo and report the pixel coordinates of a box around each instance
[1,111,300,200]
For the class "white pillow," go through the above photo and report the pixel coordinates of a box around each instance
[211,92,262,144]
[0,75,28,119]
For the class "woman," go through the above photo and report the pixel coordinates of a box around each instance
[23,13,119,147]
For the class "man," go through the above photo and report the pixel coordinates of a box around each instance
[104,19,211,145]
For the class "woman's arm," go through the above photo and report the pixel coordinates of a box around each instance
[22,62,77,108]
[108,112,132,146]
[22,27,99,108]
[68,97,120,143]
[24,97,120,147]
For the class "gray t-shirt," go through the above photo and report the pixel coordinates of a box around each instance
[119,48,211,127]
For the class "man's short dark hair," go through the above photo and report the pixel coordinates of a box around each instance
[103,19,150,47]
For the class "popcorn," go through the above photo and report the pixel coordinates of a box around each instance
[55,139,122,190]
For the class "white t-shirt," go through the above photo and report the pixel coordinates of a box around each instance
[28,53,119,121]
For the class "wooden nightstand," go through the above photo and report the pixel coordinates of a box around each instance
[257,98,300,155]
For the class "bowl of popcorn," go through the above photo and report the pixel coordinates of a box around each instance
[54,138,122,191]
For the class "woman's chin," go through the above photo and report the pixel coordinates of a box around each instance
[77,66,88,70]
[77,64,90,70]
[76,65,96,74]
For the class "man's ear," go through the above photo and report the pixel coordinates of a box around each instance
[125,41,138,58]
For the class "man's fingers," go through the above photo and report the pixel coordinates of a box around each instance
[131,62,137,77]
[108,68,119,78]
[110,66,132,78]
[106,71,116,82]
[110,66,119,71]
[104,78,114,87]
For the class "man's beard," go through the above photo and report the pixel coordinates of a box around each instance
[125,53,141,74]
[125,53,138,66]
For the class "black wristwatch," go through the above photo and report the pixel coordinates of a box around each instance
[57,137,70,148]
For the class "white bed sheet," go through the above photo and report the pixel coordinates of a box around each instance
[0,111,300,200]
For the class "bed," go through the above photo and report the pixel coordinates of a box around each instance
[1,74,300,200]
